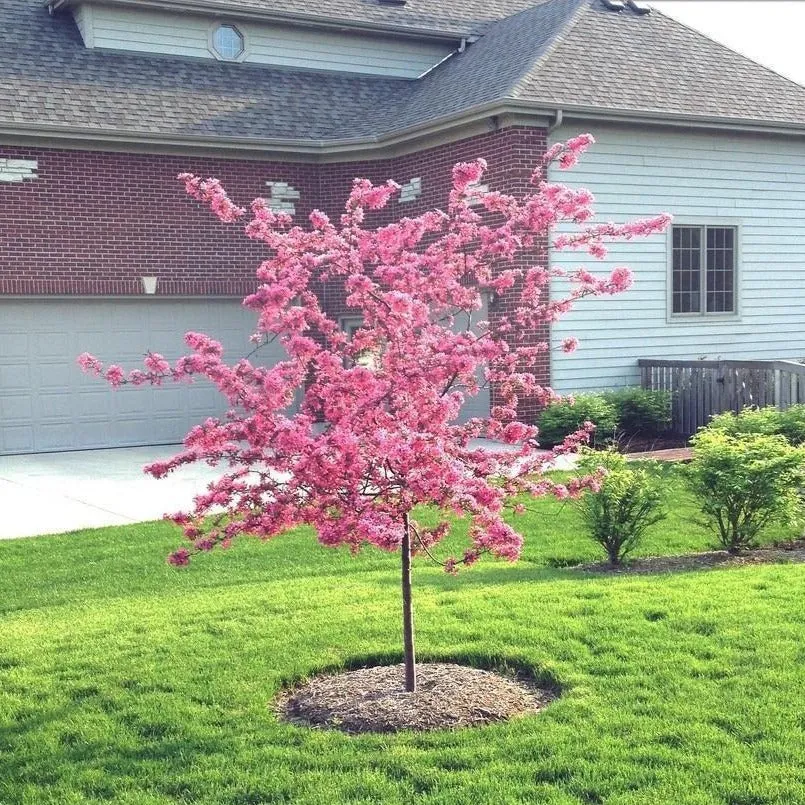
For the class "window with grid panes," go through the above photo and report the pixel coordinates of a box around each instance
[672,225,736,315]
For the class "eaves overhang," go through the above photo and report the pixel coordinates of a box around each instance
[5,99,805,163]
[45,0,470,43]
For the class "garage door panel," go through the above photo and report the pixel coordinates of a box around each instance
[113,388,151,416]
[148,419,187,442]
[37,423,77,452]
[0,364,30,391]
[36,393,74,419]
[35,363,75,389]
[32,332,71,359]
[0,299,289,454]
[1,425,34,454]
[1,394,31,422]
[2,333,29,359]
[150,386,189,414]
[75,389,116,418]
[72,421,113,448]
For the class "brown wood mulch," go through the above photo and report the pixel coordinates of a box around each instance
[275,663,555,734]
[578,539,805,575]
[625,446,693,463]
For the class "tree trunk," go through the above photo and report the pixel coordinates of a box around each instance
[401,512,416,693]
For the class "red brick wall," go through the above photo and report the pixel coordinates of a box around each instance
[0,147,318,296]
[315,127,551,418]
[0,127,550,414]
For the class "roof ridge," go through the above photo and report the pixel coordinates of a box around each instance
[651,4,805,95]
[508,0,590,100]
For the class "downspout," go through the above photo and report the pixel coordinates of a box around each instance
[548,108,564,134]
[545,108,563,398]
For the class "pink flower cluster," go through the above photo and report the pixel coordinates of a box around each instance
[79,134,669,571]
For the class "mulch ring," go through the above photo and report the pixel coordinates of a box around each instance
[275,663,556,733]
[578,539,805,575]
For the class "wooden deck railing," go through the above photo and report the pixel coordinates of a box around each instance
[638,358,805,436]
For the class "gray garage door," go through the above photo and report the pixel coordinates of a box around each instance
[0,299,287,455]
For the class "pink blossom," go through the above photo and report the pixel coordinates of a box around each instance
[451,158,487,194]
[77,352,103,376]
[167,548,191,566]
[561,337,579,353]
[608,267,633,293]
[105,365,125,387]
[144,352,171,374]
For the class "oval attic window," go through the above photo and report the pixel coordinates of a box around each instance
[212,24,245,60]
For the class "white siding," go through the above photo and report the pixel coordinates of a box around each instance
[72,3,94,47]
[549,124,805,393]
[73,3,452,78]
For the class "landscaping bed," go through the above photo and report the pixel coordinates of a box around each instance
[277,663,554,733]
[579,538,805,575]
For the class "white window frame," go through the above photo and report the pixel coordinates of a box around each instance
[666,217,741,323]
[340,315,380,370]
[208,21,248,63]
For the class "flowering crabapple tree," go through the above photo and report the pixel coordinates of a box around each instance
[79,134,669,693]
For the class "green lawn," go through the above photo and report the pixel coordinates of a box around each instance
[1,466,805,805]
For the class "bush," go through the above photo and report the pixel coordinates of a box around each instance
[538,394,618,448]
[603,388,672,437]
[780,406,805,445]
[687,429,805,553]
[576,450,666,565]
[706,406,784,438]
[706,404,805,446]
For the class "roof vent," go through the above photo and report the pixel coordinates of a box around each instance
[626,0,651,14]
[377,0,407,5]
[600,0,625,10]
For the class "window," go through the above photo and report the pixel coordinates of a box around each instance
[211,24,245,61]
[672,224,737,315]
[341,316,380,369]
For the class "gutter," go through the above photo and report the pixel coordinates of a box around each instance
[44,0,469,43]
[4,100,805,160]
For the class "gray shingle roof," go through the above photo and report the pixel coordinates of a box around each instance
[515,2,805,124]
[5,0,805,146]
[148,0,563,36]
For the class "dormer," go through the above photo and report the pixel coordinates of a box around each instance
[47,0,464,79]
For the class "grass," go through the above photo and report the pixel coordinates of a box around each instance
[1,465,805,804]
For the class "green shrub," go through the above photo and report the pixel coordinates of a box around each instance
[603,388,672,437]
[706,406,783,438]
[576,450,666,565]
[780,406,805,445]
[706,405,805,446]
[687,429,805,554]
[538,394,618,448]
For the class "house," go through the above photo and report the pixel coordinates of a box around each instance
[2,0,805,454]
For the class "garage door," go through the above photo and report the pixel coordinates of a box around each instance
[0,299,287,455]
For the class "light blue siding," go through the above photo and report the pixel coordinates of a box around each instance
[74,3,453,78]
[549,124,805,393]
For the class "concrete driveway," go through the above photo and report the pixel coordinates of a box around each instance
[0,445,226,539]
[0,441,576,540]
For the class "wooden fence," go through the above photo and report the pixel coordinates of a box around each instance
[638,359,805,436]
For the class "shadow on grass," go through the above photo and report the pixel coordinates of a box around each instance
[274,648,564,698]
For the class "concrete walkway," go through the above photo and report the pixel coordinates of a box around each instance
[0,441,577,540]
